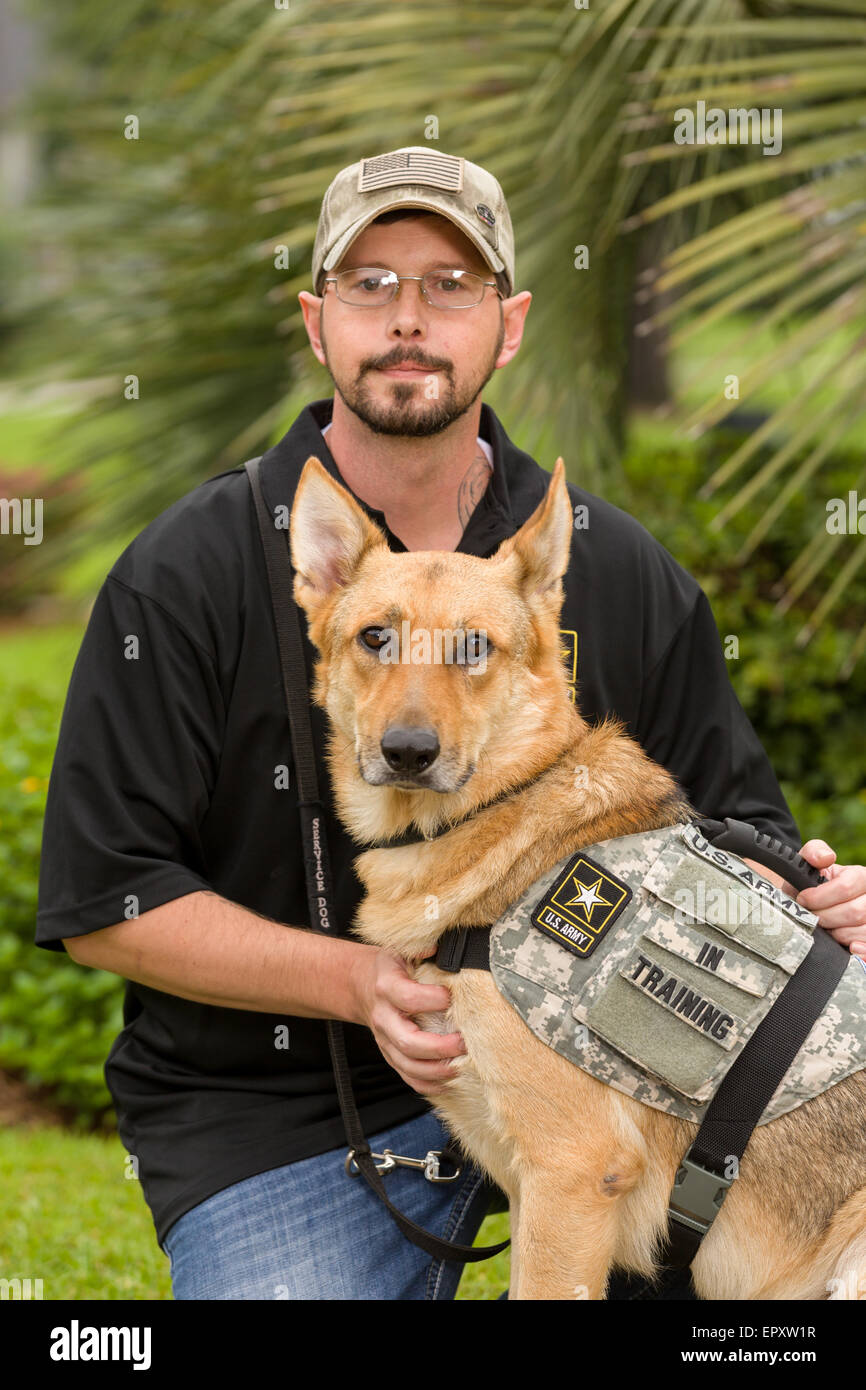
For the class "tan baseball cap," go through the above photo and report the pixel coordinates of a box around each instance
[311,146,515,298]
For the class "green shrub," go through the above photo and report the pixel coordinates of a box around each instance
[609,426,866,863]
[0,634,123,1127]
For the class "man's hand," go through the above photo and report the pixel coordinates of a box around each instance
[744,840,866,958]
[790,840,866,957]
[353,946,466,1096]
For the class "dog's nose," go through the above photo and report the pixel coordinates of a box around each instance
[380,726,440,775]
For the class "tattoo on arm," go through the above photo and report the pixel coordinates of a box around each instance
[457,450,493,529]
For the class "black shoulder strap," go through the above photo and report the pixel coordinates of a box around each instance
[245,456,508,1265]
[658,921,850,1269]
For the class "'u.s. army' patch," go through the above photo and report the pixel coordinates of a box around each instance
[530,854,632,958]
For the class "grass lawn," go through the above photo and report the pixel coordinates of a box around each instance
[458,1214,510,1300]
[0,1126,173,1300]
[0,1124,509,1300]
[0,621,86,697]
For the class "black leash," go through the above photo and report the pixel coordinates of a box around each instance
[245,456,508,1265]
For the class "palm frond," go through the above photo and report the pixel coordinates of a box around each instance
[626,7,866,669]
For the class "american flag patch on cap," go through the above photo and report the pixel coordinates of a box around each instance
[358,150,464,193]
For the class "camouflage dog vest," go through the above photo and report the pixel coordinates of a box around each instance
[483,823,866,1125]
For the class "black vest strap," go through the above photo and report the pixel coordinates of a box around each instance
[659,921,849,1269]
[435,927,493,973]
[246,457,508,1266]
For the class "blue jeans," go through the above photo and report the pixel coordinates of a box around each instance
[162,1109,500,1300]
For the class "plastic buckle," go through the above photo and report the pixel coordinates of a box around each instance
[667,1149,734,1237]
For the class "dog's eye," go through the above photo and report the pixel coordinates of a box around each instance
[359,626,390,652]
[463,631,492,664]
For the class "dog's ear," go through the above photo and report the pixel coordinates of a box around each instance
[290,456,387,619]
[492,457,572,602]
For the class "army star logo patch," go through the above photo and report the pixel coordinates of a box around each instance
[531,854,632,958]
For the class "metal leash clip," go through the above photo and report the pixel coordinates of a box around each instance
[345,1147,462,1183]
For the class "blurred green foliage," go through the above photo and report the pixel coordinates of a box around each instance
[610,424,866,862]
[0,625,123,1127]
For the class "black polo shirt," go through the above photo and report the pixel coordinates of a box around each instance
[35,396,800,1248]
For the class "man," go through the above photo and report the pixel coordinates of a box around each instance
[36,146,866,1302]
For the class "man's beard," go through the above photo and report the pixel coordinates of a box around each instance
[320,314,505,438]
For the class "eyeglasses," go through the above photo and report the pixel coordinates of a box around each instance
[323,267,502,309]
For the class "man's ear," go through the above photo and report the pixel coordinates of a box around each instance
[491,457,573,600]
[289,456,387,619]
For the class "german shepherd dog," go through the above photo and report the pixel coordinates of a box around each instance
[290,454,866,1300]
